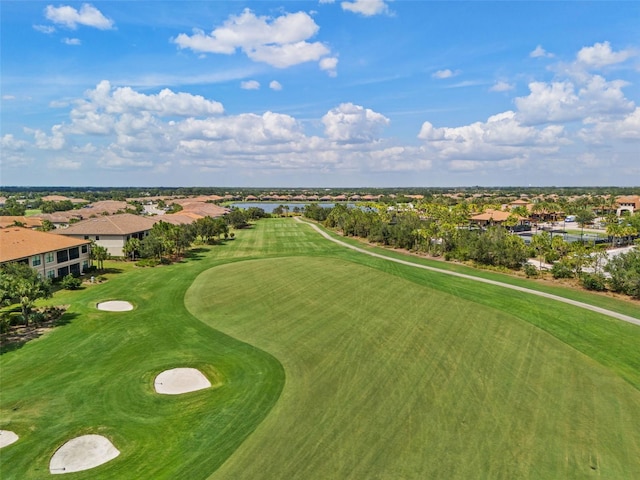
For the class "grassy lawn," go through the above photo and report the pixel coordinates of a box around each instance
[2,218,640,479]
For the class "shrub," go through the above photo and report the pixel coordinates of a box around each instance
[551,261,574,279]
[61,274,82,290]
[580,273,607,291]
[523,263,538,278]
[136,258,160,267]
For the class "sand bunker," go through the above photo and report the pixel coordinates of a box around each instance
[0,430,19,448]
[96,301,133,312]
[154,368,211,395]
[49,434,120,474]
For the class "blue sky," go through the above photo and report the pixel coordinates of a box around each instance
[1,1,639,187]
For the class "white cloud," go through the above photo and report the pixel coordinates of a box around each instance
[173,9,335,73]
[341,0,390,16]
[530,45,554,58]
[489,81,514,92]
[269,80,283,91]
[45,3,114,30]
[576,41,633,68]
[579,107,640,143]
[319,56,338,77]
[432,69,459,79]
[241,80,260,90]
[26,125,66,150]
[33,24,56,34]
[79,80,224,118]
[1,134,29,151]
[63,37,81,45]
[418,110,566,162]
[322,103,390,143]
[2,95,16,100]
[515,75,634,125]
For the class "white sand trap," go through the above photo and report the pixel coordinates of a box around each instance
[49,434,120,474]
[96,300,133,312]
[155,368,211,395]
[0,430,19,448]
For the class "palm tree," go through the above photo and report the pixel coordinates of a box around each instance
[90,244,110,270]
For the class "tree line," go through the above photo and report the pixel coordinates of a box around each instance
[304,203,640,299]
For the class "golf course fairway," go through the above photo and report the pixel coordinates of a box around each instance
[2,218,640,479]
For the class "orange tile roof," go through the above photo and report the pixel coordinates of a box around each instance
[1,227,90,263]
[0,216,43,229]
[52,213,156,236]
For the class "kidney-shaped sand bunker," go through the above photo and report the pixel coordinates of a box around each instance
[154,368,211,395]
[49,434,120,474]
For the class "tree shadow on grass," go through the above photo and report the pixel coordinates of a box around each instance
[0,312,80,355]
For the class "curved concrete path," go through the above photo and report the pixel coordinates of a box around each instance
[297,219,640,327]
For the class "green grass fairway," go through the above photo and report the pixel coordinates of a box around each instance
[2,218,640,479]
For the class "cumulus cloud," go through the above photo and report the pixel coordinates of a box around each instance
[489,81,514,92]
[579,107,640,143]
[515,76,634,125]
[269,80,283,91]
[173,9,335,73]
[77,80,224,118]
[45,3,114,30]
[26,125,66,150]
[322,103,390,143]
[63,37,81,45]
[341,0,390,16]
[319,56,338,76]
[418,110,566,162]
[432,69,459,79]
[530,45,554,58]
[241,80,260,90]
[1,134,29,151]
[576,41,634,68]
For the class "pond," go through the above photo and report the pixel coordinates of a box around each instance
[230,202,352,213]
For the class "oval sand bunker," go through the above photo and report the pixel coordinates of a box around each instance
[155,368,211,395]
[0,430,19,448]
[96,301,133,312]
[49,434,120,474]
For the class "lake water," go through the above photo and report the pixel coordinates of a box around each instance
[231,202,351,213]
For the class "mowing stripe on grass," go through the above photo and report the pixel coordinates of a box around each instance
[297,218,640,327]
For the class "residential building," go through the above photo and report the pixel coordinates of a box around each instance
[0,227,91,279]
[616,195,640,216]
[54,213,156,257]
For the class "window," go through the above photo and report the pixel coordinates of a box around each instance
[46,252,55,263]
[47,270,55,279]
[82,261,89,272]
[95,236,100,241]
[57,266,69,277]
[57,250,69,263]
[81,245,88,254]
[70,263,80,276]
[84,235,89,240]
[32,255,41,267]
[69,247,80,260]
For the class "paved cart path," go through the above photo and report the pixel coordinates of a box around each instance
[298,219,640,327]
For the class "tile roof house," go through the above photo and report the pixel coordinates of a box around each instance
[0,216,43,229]
[0,227,91,279]
[53,213,156,257]
[616,195,640,216]
[470,209,527,227]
